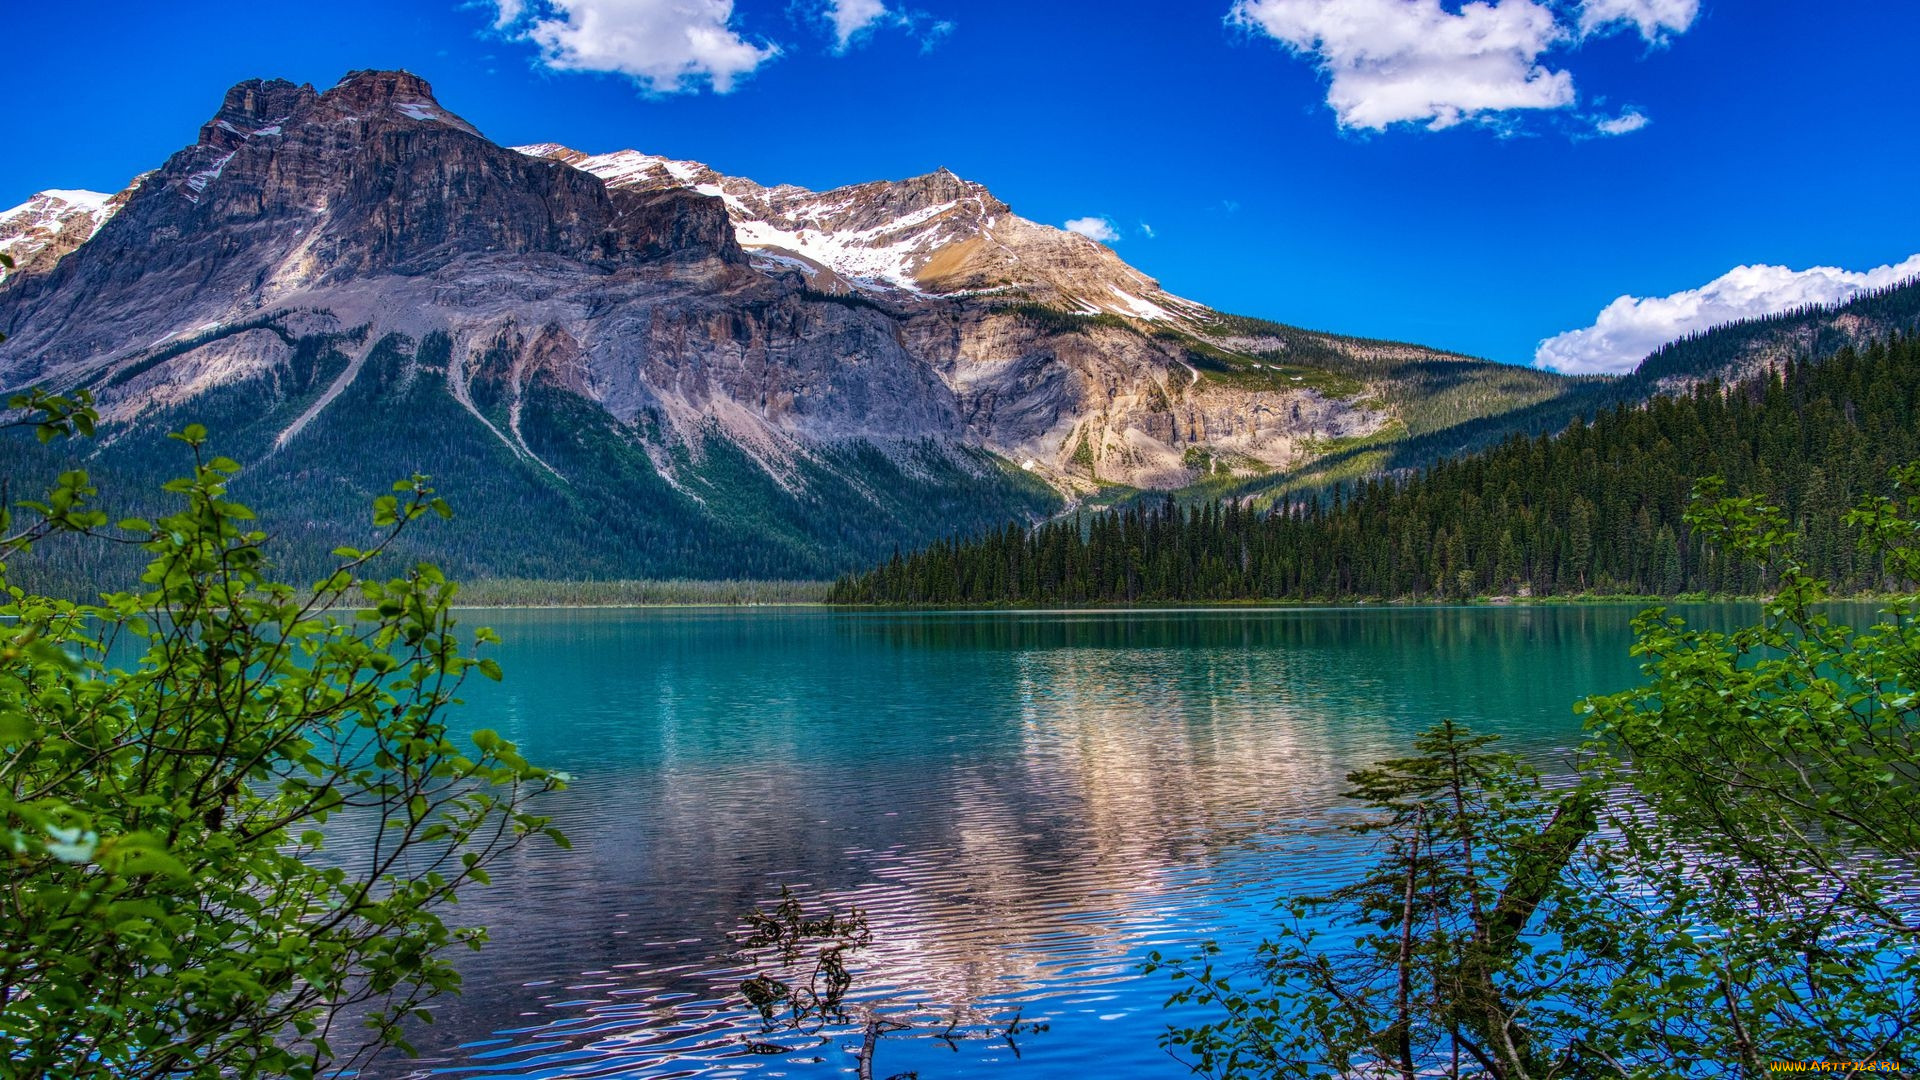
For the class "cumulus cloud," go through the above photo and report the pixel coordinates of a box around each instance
[1230,0,1705,133]
[1064,217,1122,243]
[1227,0,1575,131]
[825,0,892,51]
[1594,109,1649,135]
[1535,255,1920,375]
[1579,0,1699,43]
[493,0,777,94]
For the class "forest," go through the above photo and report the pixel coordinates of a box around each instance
[0,327,1059,597]
[832,332,1920,605]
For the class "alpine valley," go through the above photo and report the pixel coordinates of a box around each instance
[4,69,1917,589]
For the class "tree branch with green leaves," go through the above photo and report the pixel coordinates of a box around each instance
[1152,462,1920,1078]
[1,405,569,1078]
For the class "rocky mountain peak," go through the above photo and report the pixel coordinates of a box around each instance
[198,78,318,144]
[329,68,438,104]
[906,166,992,204]
[0,70,748,376]
[515,143,1183,315]
[318,69,481,136]
[515,143,589,167]
[0,189,122,283]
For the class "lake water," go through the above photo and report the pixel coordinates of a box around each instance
[371,604,1740,1080]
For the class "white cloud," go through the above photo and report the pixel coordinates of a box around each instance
[1064,217,1122,243]
[823,3,953,54]
[1139,222,1156,239]
[825,0,892,51]
[1228,0,1575,131]
[492,0,527,29]
[494,0,777,94]
[1594,109,1648,135]
[1579,0,1699,43]
[1536,255,1920,375]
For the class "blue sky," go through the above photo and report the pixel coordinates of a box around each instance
[4,0,1917,371]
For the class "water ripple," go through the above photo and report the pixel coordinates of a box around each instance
[353,605,1764,1079]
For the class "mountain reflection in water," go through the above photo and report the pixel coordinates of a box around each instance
[363,605,1769,1079]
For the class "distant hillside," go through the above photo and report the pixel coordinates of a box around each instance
[1201,279,1920,508]
[834,324,1920,604]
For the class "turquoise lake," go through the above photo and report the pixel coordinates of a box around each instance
[373,604,1754,1079]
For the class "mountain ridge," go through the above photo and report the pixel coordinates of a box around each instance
[509,141,1213,324]
[9,67,1881,587]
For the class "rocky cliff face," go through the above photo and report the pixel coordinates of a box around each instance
[508,138,1394,487]
[0,69,1528,582]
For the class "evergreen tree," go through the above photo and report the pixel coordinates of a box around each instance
[834,333,1920,605]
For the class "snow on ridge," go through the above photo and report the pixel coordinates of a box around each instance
[748,252,823,278]
[0,189,123,281]
[516,141,1200,317]
[183,152,237,201]
[0,190,114,236]
[214,118,290,143]
[727,197,971,293]
[734,218,930,292]
[568,149,715,190]
[661,159,704,183]
[691,183,754,216]
[25,189,113,213]
[862,198,961,238]
[394,101,442,123]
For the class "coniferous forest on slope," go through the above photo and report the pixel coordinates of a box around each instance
[832,332,1920,605]
[0,329,1061,598]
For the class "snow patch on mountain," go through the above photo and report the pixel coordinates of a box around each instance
[732,210,954,292]
[183,152,237,200]
[1109,285,1175,321]
[0,189,122,282]
[513,141,1204,321]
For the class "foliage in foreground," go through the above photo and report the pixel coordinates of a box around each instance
[1,406,568,1078]
[1150,721,1598,1077]
[1152,467,1920,1078]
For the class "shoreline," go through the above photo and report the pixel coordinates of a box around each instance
[447,592,1912,611]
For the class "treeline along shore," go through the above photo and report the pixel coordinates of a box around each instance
[832,333,1920,606]
[453,578,833,607]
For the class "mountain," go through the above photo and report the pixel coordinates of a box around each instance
[0,187,136,283]
[0,68,1655,586]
